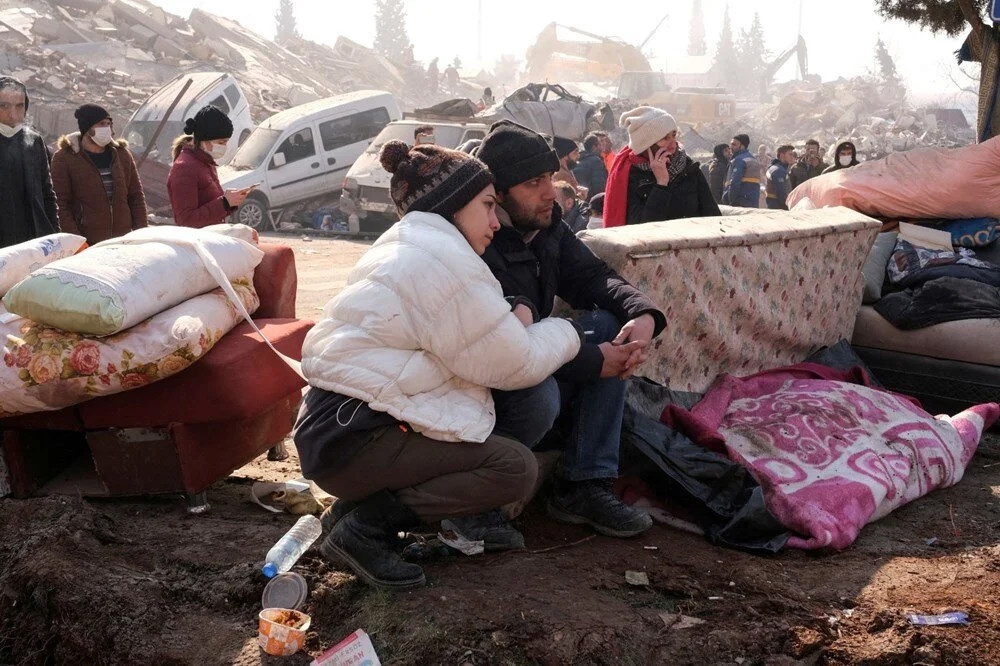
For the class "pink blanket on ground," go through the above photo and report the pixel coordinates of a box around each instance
[786,136,1000,220]
[664,365,1000,550]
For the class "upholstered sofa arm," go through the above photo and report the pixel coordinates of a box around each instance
[253,244,297,319]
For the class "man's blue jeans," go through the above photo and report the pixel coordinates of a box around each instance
[491,310,626,481]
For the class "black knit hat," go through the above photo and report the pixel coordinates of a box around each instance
[553,136,578,159]
[734,134,751,150]
[589,192,604,215]
[183,104,233,143]
[379,140,493,220]
[477,120,561,192]
[75,104,111,135]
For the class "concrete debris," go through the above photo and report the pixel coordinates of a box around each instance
[699,77,975,161]
[2,0,444,143]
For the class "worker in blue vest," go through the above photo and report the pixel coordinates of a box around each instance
[764,144,797,210]
[722,133,761,208]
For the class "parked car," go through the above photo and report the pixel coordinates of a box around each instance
[342,119,488,225]
[217,90,400,230]
[124,72,253,167]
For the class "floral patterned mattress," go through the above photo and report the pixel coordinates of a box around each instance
[0,278,259,419]
[578,207,882,392]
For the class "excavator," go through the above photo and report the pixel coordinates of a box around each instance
[524,21,736,125]
[758,35,809,101]
[524,23,651,83]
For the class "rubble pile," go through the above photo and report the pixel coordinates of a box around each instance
[700,77,975,160]
[0,0,424,141]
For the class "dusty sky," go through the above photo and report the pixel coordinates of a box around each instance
[159,0,980,107]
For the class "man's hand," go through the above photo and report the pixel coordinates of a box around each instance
[512,303,533,327]
[598,340,646,379]
[613,314,656,377]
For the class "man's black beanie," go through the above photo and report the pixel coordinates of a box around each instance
[477,120,561,192]
[75,104,111,135]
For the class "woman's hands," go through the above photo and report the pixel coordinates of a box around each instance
[649,147,672,187]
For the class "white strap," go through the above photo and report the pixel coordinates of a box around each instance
[108,235,305,379]
[186,239,305,379]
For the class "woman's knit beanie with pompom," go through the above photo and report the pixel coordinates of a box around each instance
[379,140,493,220]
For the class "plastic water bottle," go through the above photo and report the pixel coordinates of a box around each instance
[262,514,322,578]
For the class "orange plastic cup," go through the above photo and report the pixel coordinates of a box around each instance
[258,608,311,656]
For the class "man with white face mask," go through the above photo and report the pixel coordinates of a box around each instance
[0,76,58,248]
[51,104,147,244]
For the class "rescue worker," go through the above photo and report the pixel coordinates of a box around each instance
[764,145,796,210]
[722,133,761,208]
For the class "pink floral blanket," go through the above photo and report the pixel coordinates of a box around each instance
[664,364,999,549]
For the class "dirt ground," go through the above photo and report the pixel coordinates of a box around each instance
[2,234,1000,666]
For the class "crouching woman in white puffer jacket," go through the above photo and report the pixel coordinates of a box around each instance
[295,141,583,590]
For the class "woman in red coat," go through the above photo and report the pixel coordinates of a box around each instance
[167,104,251,228]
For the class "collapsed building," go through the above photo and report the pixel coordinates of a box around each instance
[0,0,425,142]
[698,76,974,160]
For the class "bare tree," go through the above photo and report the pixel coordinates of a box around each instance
[876,0,998,140]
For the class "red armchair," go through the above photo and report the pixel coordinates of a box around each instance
[0,243,313,509]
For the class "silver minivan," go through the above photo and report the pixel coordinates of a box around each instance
[218,90,401,229]
[342,119,488,225]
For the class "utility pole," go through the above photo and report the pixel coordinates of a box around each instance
[477,0,483,64]
[797,0,804,79]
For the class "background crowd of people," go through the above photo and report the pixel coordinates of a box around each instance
[1,71,865,254]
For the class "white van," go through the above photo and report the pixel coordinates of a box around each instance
[123,72,253,166]
[342,119,488,223]
[218,90,401,229]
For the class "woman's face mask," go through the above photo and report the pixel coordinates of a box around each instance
[209,141,229,161]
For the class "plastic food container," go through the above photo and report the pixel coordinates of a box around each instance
[258,608,311,656]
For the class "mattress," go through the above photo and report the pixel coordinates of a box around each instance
[578,207,881,392]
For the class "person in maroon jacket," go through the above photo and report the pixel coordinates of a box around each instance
[167,104,251,228]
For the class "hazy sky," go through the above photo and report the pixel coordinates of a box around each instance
[160,0,979,107]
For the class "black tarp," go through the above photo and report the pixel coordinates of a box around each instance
[620,341,883,553]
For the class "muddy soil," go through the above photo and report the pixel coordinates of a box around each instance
[2,236,999,665]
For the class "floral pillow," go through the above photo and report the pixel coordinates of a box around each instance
[0,277,258,418]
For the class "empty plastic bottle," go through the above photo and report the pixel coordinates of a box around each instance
[262,514,322,578]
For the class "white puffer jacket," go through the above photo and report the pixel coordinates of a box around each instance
[302,212,582,443]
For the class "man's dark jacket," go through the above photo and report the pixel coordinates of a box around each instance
[562,199,590,234]
[572,149,608,196]
[481,204,666,383]
[2,128,58,247]
[706,157,729,204]
[788,157,828,191]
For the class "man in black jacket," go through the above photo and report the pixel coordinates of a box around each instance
[705,143,731,204]
[0,77,58,248]
[477,120,667,539]
[572,133,608,197]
